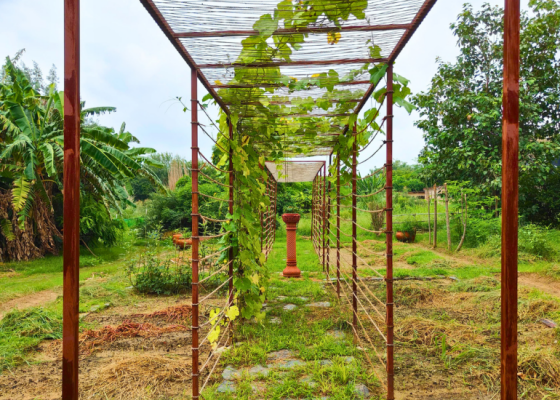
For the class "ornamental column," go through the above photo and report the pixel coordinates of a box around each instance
[282,213,301,278]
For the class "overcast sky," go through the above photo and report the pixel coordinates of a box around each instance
[0,0,530,174]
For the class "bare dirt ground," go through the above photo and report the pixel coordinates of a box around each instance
[0,290,59,320]
[519,273,560,298]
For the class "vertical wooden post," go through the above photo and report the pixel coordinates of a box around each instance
[501,0,520,398]
[427,193,431,245]
[386,64,395,400]
[433,184,437,248]
[191,68,200,400]
[62,0,80,397]
[336,155,341,299]
[445,183,451,251]
[322,163,327,272]
[326,156,331,278]
[352,122,358,342]
[228,121,234,307]
[312,176,315,253]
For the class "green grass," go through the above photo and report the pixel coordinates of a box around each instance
[203,237,381,399]
[0,234,169,304]
[0,308,62,371]
[405,250,445,266]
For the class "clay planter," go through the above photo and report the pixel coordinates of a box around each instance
[176,239,192,250]
[282,213,301,278]
[396,231,416,243]
[172,234,183,244]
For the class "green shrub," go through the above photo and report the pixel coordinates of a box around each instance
[477,224,556,261]
[518,224,557,261]
[127,253,192,295]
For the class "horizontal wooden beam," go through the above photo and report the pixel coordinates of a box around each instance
[212,80,371,89]
[139,0,230,115]
[199,58,387,69]
[173,24,412,38]
[241,113,351,119]
[223,99,360,106]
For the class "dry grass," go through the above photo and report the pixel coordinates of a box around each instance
[81,355,191,399]
[80,320,188,354]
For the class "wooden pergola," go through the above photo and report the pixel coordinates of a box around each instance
[60,0,521,399]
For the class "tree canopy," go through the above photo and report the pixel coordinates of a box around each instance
[414,0,560,224]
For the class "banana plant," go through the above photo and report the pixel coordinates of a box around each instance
[0,57,165,231]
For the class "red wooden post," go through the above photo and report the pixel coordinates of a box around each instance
[336,155,341,298]
[326,156,331,278]
[228,121,234,307]
[501,0,520,398]
[322,163,327,271]
[62,0,80,398]
[352,122,358,341]
[191,68,200,400]
[312,175,315,253]
[386,64,395,400]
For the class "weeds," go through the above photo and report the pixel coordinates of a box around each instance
[127,253,192,295]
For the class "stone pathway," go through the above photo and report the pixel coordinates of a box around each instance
[209,286,375,399]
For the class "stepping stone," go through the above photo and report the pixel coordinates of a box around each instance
[307,301,331,308]
[300,376,317,388]
[270,317,282,324]
[277,359,306,369]
[217,381,236,393]
[318,360,333,366]
[222,365,241,380]
[248,365,270,377]
[327,330,345,339]
[344,356,356,364]
[214,346,230,355]
[283,304,297,311]
[297,296,309,301]
[354,383,370,398]
[277,295,288,300]
[267,349,294,361]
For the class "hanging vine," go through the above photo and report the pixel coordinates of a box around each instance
[198,0,415,322]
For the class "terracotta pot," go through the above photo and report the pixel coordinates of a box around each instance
[176,239,192,249]
[396,231,416,243]
[281,213,301,278]
[281,213,301,224]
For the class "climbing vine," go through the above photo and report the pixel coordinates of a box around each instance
[200,0,415,321]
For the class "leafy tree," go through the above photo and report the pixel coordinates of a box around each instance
[0,57,164,260]
[131,175,156,201]
[414,0,560,224]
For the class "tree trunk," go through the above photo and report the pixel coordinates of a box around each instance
[445,183,451,251]
[0,191,60,261]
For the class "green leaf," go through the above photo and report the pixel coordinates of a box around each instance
[253,14,278,39]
